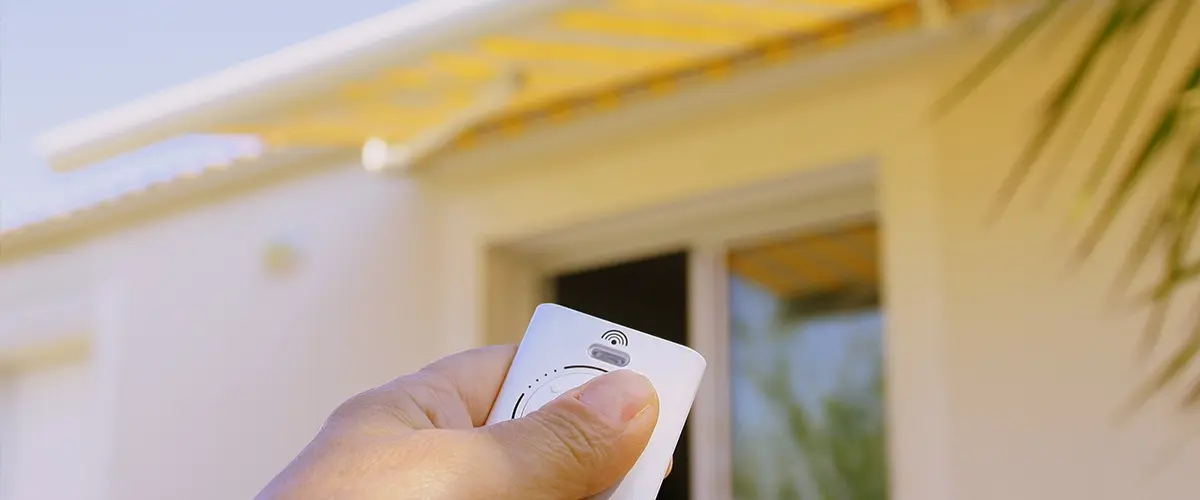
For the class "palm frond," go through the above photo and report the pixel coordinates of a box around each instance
[989,1,1141,218]
[932,0,1068,116]
[939,0,1200,412]
[1077,0,1191,214]
[1077,59,1200,259]
[1114,131,1200,294]
[1031,22,1142,203]
[1124,322,1200,413]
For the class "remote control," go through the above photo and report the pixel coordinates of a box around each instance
[484,303,707,499]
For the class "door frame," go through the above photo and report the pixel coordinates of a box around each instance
[483,162,878,500]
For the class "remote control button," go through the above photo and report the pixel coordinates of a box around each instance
[513,367,605,418]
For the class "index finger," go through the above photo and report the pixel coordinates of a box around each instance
[419,344,518,426]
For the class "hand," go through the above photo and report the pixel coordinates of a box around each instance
[255,345,663,500]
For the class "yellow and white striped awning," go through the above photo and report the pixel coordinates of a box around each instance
[39,0,995,173]
[219,0,955,153]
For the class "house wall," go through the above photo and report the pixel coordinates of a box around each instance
[927,6,1200,499]
[423,6,1200,500]
[425,31,957,500]
[0,358,98,500]
[0,5,1196,500]
[0,162,442,500]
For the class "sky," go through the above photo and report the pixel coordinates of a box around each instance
[0,0,405,221]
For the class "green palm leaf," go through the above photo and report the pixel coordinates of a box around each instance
[1078,59,1200,259]
[931,0,1068,116]
[1077,0,1191,214]
[939,0,1200,412]
[989,1,1138,218]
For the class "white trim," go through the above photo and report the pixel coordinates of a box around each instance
[36,0,581,171]
[1,135,265,235]
[875,123,955,500]
[687,245,734,500]
[90,285,125,500]
[0,148,341,249]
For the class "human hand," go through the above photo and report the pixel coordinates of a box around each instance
[255,345,663,500]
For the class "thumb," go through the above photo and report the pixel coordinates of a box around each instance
[479,370,660,499]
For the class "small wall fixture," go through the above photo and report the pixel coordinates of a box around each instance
[262,239,301,277]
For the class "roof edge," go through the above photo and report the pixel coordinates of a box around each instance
[0,149,347,258]
[36,0,577,171]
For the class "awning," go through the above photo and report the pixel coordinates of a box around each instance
[222,0,922,150]
[37,0,990,173]
[729,222,878,299]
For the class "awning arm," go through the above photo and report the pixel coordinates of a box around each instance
[360,65,526,174]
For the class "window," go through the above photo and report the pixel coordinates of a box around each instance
[727,223,886,500]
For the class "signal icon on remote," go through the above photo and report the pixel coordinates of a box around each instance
[601,329,629,347]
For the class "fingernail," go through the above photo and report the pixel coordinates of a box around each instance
[577,371,656,423]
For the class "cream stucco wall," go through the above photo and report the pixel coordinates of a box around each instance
[0,358,98,500]
[420,6,1200,500]
[1,5,1197,500]
[0,161,443,500]
[927,10,1200,498]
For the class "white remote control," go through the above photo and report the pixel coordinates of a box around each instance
[484,303,707,499]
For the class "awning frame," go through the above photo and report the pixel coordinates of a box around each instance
[36,0,580,172]
[38,0,991,173]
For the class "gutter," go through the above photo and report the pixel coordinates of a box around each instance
[35,0,582,172]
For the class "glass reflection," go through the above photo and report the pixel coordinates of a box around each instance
[728,224,886,500]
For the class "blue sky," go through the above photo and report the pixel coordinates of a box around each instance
[0,0,405,217]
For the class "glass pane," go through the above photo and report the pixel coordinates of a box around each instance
[728,222,887,500]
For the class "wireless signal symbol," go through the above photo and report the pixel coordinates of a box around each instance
[601,330,628,347]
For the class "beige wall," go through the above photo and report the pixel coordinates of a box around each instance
[0,162,443,500]
[0,5,1197,500]
[0,358,98,500]
[928,7,1200,498]
[422,6,1200,500]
